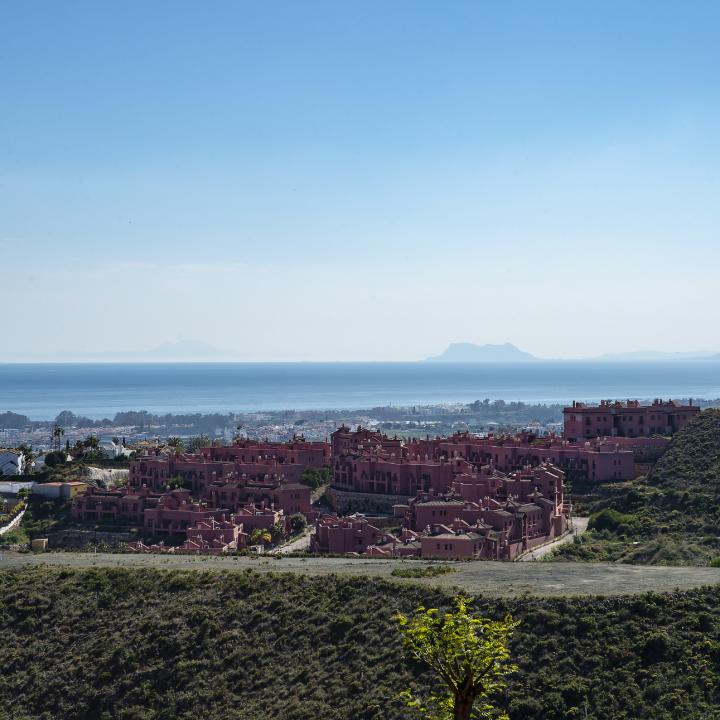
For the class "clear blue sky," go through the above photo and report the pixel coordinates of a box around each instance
[2,1,719,360]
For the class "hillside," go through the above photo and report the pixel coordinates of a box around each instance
[1,567,719,720]
[556,409,720,565]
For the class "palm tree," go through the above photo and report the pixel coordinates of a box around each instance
[167,437,184,452]
[52,425,65,451]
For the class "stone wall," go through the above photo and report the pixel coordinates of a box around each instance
[326,486,410,515]
[45,529,135,548]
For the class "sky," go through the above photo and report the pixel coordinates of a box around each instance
[2,0,719,361]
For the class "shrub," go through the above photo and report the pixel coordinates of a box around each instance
[290,514,307,535]
[588,508,635,532]
[299,467,331,490]
[391,565,456,578]
[43,451,67,467]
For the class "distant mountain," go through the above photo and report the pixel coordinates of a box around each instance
[102,340,238,362]
[426,342,538,363]
[139,340,227,359]
[592,350,719,362]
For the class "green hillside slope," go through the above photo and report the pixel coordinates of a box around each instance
[556,409,720,564]
[1,567,720,720]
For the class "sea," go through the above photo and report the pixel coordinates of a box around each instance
[0,361,719,420]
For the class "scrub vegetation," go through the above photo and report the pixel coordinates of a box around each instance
[1,567,720,720]
[556,410,720,565]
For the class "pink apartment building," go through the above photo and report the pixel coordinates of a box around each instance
[199,436,330,467]
[311,513,391,554]
[180,516,248,554]
[563,399,699,441]
[143,489,230,536]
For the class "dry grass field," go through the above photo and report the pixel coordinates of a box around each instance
[3,550,720,596]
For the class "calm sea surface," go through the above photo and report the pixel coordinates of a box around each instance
[0,362,719,419]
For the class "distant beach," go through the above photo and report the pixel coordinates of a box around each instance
[0,361,718,420]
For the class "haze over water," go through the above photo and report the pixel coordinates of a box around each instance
[1,362,719,420]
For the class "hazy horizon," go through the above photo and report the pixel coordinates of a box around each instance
[3,1,719,362]
[2,339,720,364]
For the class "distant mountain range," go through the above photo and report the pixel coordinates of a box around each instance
[102,340,237,362]
[426,343,720,363]
[591,350,719,362]
[426,343,538,363]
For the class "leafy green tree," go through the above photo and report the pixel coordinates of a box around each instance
[270,521,285,542]
[166,475,188,490]
[396,597,517,720]
[250,528,272,546]
[300,467,331,490]
[44,451,67,468]
[185,434,212,453]
[17,443,34,474]
[290,513,307,535]
[167,437,185,451]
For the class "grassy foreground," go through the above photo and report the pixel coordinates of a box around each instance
[1,567,720,720]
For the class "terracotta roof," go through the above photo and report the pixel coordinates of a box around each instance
[428,532,482,541]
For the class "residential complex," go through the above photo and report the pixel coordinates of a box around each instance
[315,462,567,560]
[62,398,698,558]
[330,423,650,488]
[324,424,569,559]
[71,435,323,551]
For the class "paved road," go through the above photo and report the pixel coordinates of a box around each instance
[272,529,312,555]
[519,516,590,562]
[3,551,720,597]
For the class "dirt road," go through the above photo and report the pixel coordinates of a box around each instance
[3,550,720,597]
[519,516,590,562]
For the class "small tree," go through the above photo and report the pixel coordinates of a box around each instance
[270,521,286,543]
[17,443,34,474]
[300,467,331,490]
[396,596,517,720]
[290,513,307,535]
[167,475,188,490]
[250,528,272,546]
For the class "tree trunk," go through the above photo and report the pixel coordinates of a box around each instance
[453,691,474,720]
